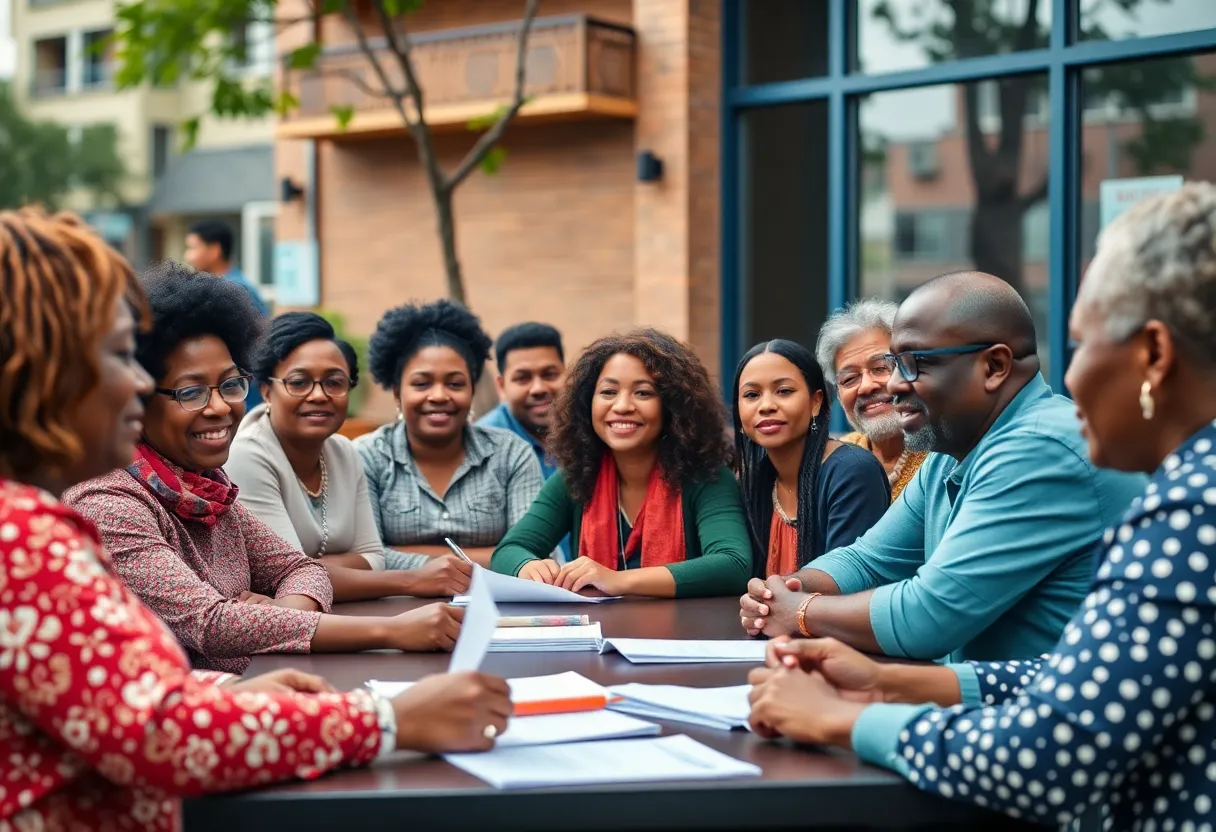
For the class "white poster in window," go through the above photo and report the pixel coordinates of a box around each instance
[1100,175,1183,231]
[273,240,319,307]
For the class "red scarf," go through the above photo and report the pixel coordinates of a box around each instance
[578,451,685,569]
[127,442,238,527]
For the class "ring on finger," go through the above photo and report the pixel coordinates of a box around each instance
[483,724,498,740]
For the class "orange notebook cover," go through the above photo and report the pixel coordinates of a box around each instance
[507,672,618,717]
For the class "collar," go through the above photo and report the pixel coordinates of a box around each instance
[387,421,493,471]
[497,404,546,452]
[947,373,1052,486]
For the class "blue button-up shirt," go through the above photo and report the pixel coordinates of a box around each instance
[478,402,570,562]
[225,266,268,409]
[811,374,1146,662]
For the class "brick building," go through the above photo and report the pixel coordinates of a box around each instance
[274,0,720,423]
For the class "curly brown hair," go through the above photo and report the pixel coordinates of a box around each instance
[548,328,733,503]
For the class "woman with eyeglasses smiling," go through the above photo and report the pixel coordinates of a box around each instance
[227,312,471,601]
[66,265,467,674]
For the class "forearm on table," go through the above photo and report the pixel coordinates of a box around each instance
[321,552,374,570]
[802,591,882,653]
[324,565,413,603]
[790,567,843,595]
[617,566,677,598]
[876,662,963,707]
[310,614,395,652]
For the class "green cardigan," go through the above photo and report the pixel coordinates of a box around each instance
[490,464,753,598]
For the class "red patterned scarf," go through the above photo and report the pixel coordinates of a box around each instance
[127,442,238,527]
[579,451,686,569]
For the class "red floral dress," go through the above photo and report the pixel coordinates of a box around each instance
[0,481,390,831]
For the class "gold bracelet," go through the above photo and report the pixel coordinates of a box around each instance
[796,592,821,637]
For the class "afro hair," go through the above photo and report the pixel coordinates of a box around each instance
[136,261,266,383]
[367,299,492,390]
[251,311,359,388]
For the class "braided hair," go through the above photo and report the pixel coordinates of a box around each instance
[731,339,832,577]
[0,207,148,480]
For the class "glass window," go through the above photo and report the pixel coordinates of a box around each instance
[854,0,1051,75]
[737,102,829,353]
[1079,52,1216,277]
[1079,0,1216,41]
[858,77,1052,374]
[739,1,829,84]
[82,30,114,89]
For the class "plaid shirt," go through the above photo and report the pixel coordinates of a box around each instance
[355,422,543,568]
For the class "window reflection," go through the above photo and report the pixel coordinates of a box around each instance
[1079,0,1216,41]
[858,77,1051,374]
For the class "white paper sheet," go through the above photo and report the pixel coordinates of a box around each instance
[608,683,752,731]
[488,623,604,652]
[444,734,761,789]
[452,565,621,604]
[367,671,608,707]
[448,564,500,672]
[494,710,659,748]
[600,638,767,664]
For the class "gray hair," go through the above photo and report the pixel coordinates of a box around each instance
[815,298,900,385]
[1080,181,1216,368]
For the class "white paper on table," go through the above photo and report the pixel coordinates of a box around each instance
[448,565,500,672]
[600,638,767,664]
[452,565,621,605]
[367,671,608,706]
[494,710,659,748]
[607,683,752,731]
[444,734,761,789]
[487,623,604,652]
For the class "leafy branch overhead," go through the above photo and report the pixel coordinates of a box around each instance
[112,0,541,305]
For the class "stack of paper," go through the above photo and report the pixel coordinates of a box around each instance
[600,638,768,664]
[607,683,752,731]
[445,734,761,789]
[452,566,620,604]
[367,671,614,717]
[489,622,604,653]
[492,710,660,748]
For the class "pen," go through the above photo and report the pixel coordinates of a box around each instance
[444,537,475,565]
[497,615,590,628]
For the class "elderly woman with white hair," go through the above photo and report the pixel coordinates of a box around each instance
[747,182,1216,829]
[815,299,927,500]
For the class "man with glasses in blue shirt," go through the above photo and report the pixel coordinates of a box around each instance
[740,271,1146,662]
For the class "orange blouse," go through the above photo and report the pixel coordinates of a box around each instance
[765,509,799,577]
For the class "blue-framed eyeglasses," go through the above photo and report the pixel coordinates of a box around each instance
[882,344,996,383]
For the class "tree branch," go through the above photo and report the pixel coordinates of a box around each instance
[1014,0,1043,52]
[1020,174,1049,210]
[336,0,418,129]
[445,0,540,190]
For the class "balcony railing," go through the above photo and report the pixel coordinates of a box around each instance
[279,15,636,139]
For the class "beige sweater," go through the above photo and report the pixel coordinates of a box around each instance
[226,405,386,570]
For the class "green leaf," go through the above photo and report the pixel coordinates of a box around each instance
[288,42,321,70]
[321,0,346,12]
[467,103,510,132]
[331,104,355,130]
[178,116,201,151]
[479,145,507,176]
[273,89,300,116]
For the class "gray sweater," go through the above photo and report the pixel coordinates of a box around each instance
[226,404,387,570]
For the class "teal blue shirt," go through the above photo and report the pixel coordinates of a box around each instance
[810,374,1145,662]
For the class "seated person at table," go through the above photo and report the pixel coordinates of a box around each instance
[356,300,544,569]
[733,339,890,578]
[0,208,510,830]
[227,312,471,601]
[65,264,464,674]
[747,184,1216,830]
[815,299,928,501]
[492,328,752,598]
[740,272,1145,661]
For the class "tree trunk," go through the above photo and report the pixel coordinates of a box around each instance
[968,197,1026,296]
[432,183,465,305]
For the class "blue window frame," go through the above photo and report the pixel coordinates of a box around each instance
[721,0,1216,422]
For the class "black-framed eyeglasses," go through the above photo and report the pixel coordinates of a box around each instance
[269,374,354,399]
[882,344,997,383]
[155,375,252,412]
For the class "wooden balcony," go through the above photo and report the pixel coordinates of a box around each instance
[278,15,637,141]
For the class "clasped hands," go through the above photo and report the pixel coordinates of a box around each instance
[747,636,881,749]
[517,556,629,595]
[739,575,810,637]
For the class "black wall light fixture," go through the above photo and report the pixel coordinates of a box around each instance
[637,150,664,183]
[280,176,305,203]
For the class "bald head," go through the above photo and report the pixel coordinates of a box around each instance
[898,271,1038,357]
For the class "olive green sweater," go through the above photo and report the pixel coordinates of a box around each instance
[490,465,753,597]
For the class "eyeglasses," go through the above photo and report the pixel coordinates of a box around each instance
[836,361,893,390]
[269,374,354,398]
[155,375,252,412]
[882,344,996,383]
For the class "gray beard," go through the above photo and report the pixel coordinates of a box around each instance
[903,419,952,453]
[852,410,903,442]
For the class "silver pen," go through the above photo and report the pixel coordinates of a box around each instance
[444,537,475,565]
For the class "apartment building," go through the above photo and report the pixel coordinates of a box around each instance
[12,0,278,287]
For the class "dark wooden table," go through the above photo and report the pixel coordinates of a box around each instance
[185,596,1034,831]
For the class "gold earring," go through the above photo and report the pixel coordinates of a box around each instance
[1139,380,1155,421]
